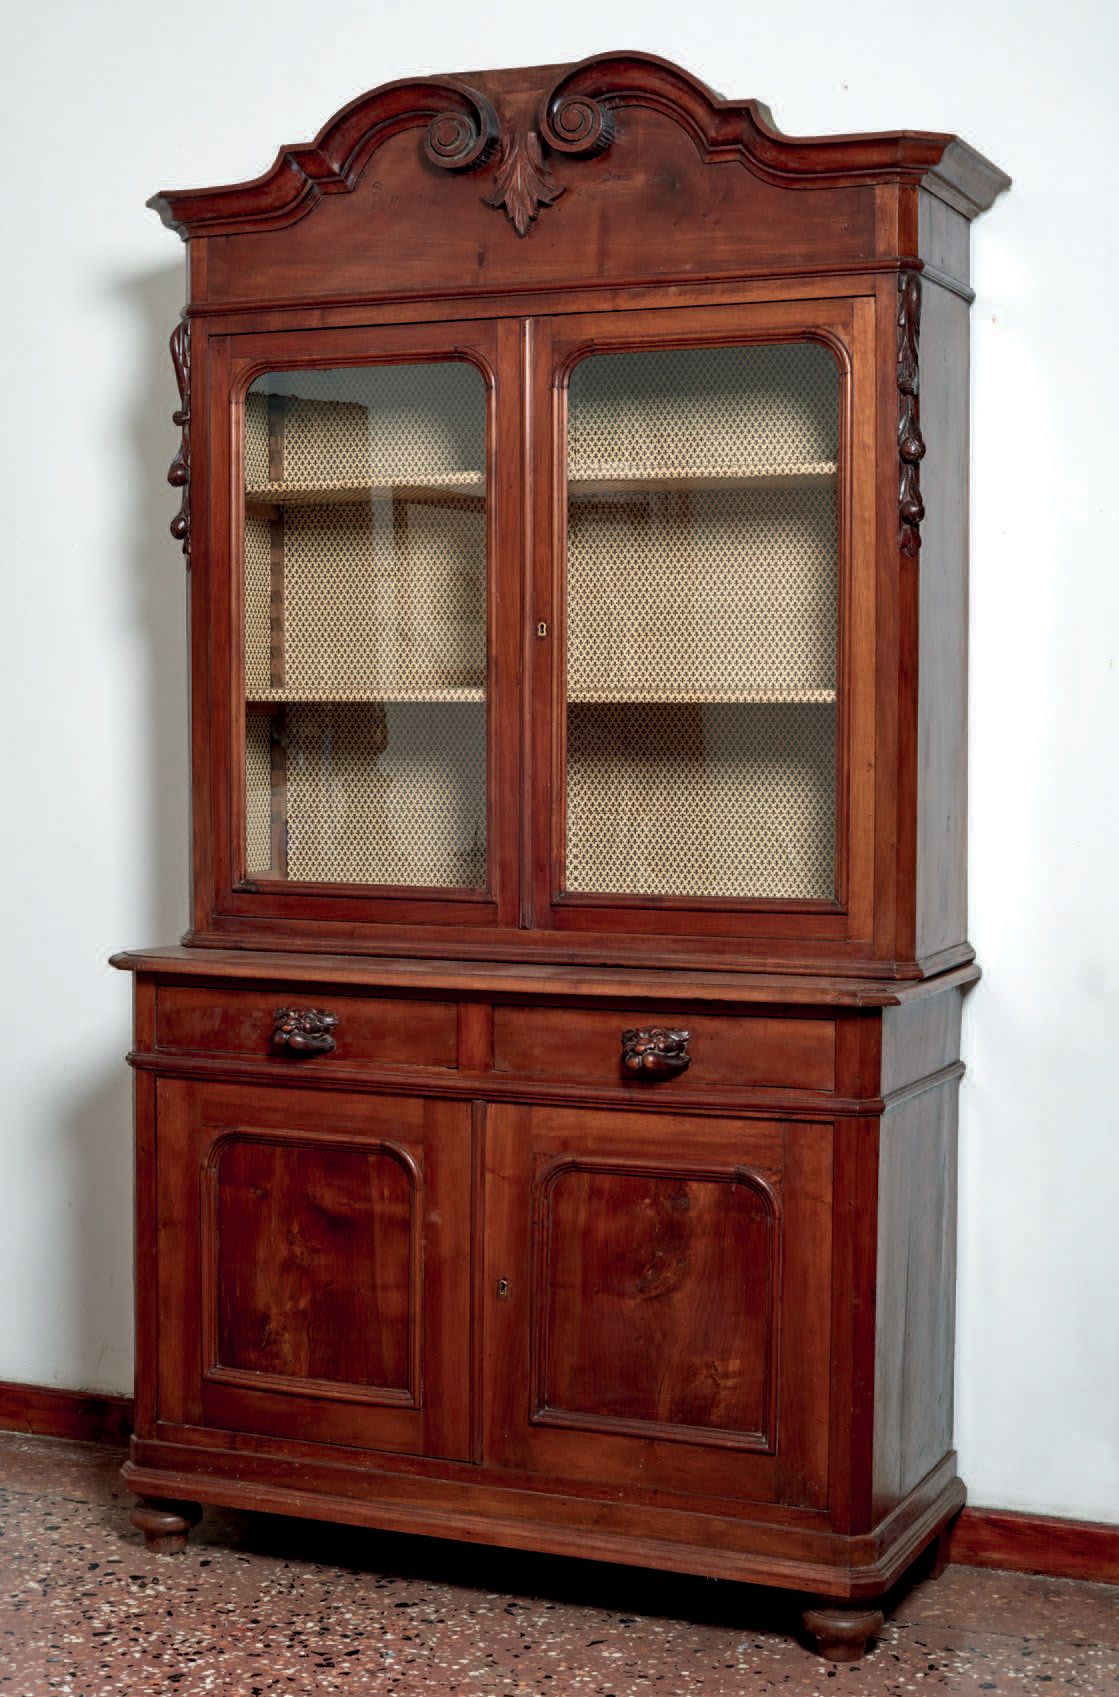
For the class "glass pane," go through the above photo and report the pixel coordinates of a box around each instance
[565,342,839,901]
[242,361,487,888]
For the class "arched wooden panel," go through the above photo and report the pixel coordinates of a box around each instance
[533,1158,778,1449]
[204,1133,420,1404]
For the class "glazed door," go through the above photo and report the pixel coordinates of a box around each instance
[527,297,876,950]
[483,1104,833,1507]
[154,1080,473,1459]
[205,316,522,938]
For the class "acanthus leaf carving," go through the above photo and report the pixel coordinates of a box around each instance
[168,316,191,563]
[483,131,565,236]
[897,271,926,557]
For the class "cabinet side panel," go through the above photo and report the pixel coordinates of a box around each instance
[872,1074,959,1520]
[880,987,962,1095]
[915,280,971,961]
[918,192,971,292]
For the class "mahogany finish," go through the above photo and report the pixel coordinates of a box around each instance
[118,54,1008,1664]
[155,982,457,1068]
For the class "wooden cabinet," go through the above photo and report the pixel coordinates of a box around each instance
[115,53,1007,1663]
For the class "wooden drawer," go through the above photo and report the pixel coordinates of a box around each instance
[154,985,458,1070]
[491,1005,834,1092]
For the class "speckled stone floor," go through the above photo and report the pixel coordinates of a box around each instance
[0,1433,1116,1695]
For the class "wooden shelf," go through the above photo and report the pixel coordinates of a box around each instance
[245,472,484,520]
[248,688,830,707]
[248,688,485,705]
[568,462,836,496]
[568,689,836,705]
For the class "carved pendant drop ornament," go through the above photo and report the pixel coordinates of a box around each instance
[897,271,926,556]
[167,317,191,561]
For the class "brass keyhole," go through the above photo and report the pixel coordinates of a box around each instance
[496,1278,510,1298]
[536,622,548,638]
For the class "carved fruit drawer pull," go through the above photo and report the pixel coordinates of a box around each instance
[620,1027,692,1076]
[272,1008,339,1055]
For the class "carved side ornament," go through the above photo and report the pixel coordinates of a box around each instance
[897,271,925,557]
[168,317,191,562]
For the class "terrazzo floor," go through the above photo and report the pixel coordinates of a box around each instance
[0,1433,1115,1696]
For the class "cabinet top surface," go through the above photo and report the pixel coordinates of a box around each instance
[149,51,1009,304]
[111,946,980,1008]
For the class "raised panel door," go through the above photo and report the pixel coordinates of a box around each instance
[154,1079,473,1458]
[483,1104,833,1507]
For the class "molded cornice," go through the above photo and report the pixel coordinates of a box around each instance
[147,75,500,238]
[147,51,1010,241]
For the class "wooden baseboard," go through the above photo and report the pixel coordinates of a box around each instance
[0,1383,1114,1587]
[0,1379,133,1447]
[946,1507,1119,1586]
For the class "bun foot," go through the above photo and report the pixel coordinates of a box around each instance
[131,1497,202,1553]
[802,1604,885,1662]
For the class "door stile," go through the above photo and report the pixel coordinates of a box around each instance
[489,316,527,929]
[525,314,562,930]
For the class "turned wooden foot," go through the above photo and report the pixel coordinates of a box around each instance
[802,1604,884,1662]
[131,1497,202,1553]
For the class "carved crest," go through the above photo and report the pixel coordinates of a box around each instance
[897,271,926,557]
[148,56,1011,244]
[424,83,616,236]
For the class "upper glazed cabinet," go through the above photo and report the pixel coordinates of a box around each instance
[156,52,1008,977]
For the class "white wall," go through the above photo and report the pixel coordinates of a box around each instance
[1,0,1115,1523]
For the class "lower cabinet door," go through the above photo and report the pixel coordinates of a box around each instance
[154,1079,473,1459]
[483,1104,833,1508]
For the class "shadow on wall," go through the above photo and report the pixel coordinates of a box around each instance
[119,257,194,947]
[55,258,189,1397]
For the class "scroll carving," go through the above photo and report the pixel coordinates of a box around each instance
[272,1008,339,1055]
[167,317,190,562]
[897,271,926,557]
[542,91,616,157]
[483,132,565,236]
[422,95,500,173]
[621,1027,692,1076]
